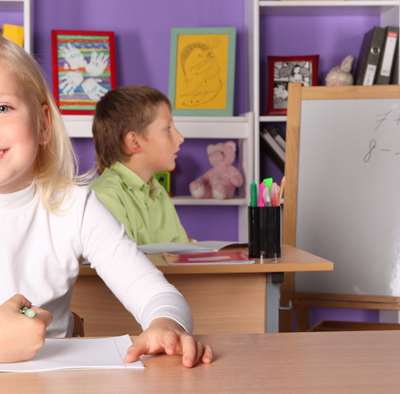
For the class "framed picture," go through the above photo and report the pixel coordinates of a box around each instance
[51,30,117,114]
[168,27,236,116]
[267,55,319,115]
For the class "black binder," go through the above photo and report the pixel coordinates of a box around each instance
[355,26,386,85]
[390,42,399,84]
[376,26,399,85]
[260,128,285,170]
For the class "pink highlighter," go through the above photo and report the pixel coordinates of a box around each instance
[258,182,265,207]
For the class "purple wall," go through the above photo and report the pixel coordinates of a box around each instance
[0,11,22,26]
[34,0,247,241]
[32,1,385,324]
[33,0,248,114]
[310,308,379,327]
[260,8,380,111]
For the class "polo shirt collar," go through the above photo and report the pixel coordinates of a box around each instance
[110,162,162,199]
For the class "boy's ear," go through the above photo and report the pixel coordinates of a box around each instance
[122,131,143,155]
[39,104,51,146]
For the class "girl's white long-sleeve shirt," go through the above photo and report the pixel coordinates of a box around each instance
[0,184,192,337]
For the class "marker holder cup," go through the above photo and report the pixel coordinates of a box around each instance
[248,207,260,258]
[248,206,281,259]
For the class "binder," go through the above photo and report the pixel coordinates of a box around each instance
[376,26,399,85]
[389,27,399,84]
[260,128,285,164]
[355,26,386,85]
[269,128,286,151]
[390,42,399,84]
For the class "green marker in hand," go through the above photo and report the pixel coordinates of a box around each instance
[20,306,37,318]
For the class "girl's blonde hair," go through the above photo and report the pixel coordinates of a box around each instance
[0,37,78,211]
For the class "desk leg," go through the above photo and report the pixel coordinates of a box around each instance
[266,273,284,332]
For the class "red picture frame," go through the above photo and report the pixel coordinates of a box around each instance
[266,55,319,115]
[51,30,117,115]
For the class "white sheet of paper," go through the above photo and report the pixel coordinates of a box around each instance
[139,240,246,254]
[0,335,143,373]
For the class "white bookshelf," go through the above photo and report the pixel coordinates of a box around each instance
[0,0,32,53]
[64,112,254,241]
[62,114,251,139]
[172,196,247,206]
[260,115,287,123]
[247,0,400,181]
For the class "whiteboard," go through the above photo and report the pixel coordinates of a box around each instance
[294,97,400,296]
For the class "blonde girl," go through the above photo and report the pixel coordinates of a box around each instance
[0,37,212,366]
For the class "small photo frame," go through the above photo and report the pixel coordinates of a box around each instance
[51,30,117,114]
[168,27,236,116]
[267,55,319,115]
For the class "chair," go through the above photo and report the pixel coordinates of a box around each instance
[72,311,85,337]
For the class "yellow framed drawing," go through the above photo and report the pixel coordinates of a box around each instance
[168,27,236,116]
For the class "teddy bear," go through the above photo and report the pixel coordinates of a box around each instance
[325,55,354,86]
[189,141,244,199]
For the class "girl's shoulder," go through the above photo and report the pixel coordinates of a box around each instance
[57,184,92,213]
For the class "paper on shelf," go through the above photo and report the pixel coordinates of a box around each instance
[0,335,143,373]
[139,240,246,254]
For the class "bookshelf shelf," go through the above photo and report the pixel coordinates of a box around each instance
[63,113,252,139]
[172,196,247,206]
[259,1,400,8]
[260,115,287,123]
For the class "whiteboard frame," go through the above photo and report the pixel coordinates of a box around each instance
[284,84,400,321]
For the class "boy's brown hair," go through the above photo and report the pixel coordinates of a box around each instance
[92,85,171,173]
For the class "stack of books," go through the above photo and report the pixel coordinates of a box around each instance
[163,250,255,265]
[260,127,285,168]
[355,26,399,85]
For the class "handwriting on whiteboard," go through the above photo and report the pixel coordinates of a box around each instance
[363,109,400,163]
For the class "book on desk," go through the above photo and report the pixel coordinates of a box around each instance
[163,250,255,265]
[138,240,247,255]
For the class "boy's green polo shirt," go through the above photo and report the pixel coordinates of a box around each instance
[91,162,188,245]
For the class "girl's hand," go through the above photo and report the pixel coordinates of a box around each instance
[0,294,52,362]
[124,317,213,368]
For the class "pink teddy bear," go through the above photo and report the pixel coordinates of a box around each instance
[189,141,244,199]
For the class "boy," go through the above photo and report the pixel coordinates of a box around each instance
[91,86,189,245]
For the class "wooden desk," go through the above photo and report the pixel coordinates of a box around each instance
[1,331,400,393]
[72,245,333,336]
